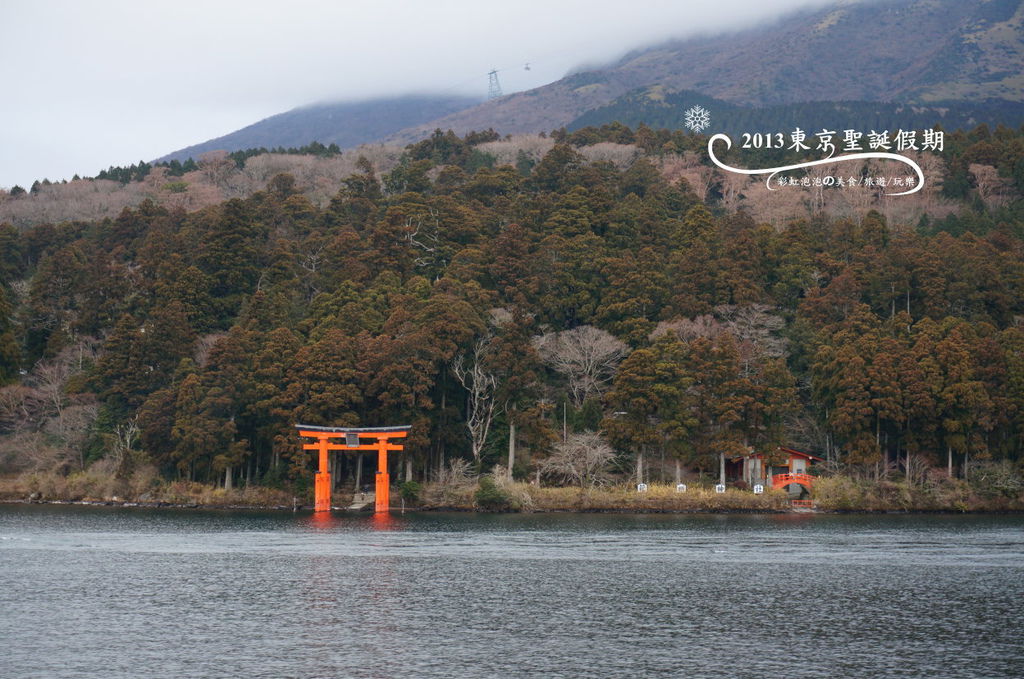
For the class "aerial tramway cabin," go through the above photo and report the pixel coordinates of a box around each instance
[726,447,823,499]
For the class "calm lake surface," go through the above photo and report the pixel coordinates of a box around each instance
[1,506,1022,679]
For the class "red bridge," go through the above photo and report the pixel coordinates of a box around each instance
[772,472,814,491]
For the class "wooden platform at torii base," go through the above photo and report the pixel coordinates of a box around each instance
[295,424,411,513]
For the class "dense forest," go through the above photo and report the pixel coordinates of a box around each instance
[2,122,1024,505]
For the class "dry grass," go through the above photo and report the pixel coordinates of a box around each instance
[154,481,296,508]
[417,479,790,512]
[0,467,295,508]
[527,483,790,512]
[419,458,478,508]
[811,473,1024,512]
[5,468,1022,513]
[486,466,535,511]
[8,459,159,502]
[417,473,1024,513]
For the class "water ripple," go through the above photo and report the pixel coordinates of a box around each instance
[1,506,1022,678]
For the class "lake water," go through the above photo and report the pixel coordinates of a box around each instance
[1,506,1022,679]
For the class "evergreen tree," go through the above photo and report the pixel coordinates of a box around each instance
[0,286,20,384]
[198,198,266,321]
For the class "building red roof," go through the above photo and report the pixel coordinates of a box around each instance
[731,446,824,462]
[778,447,824,462]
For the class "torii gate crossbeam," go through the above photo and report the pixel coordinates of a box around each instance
[295,424,411,513]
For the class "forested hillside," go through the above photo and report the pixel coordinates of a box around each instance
[2,123,1024,506]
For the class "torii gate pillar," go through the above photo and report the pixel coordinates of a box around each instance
[296,425,411,513]
[374,436,390,514]
[315,436,331,512]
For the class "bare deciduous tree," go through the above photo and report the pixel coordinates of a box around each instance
[577,142,641,169]
[32,359,71,437]
[0,385,44,435]
[476,135,555,166]
[969,163,1014,208]
[719,171,750,213]
[198,150,236,190]
[0,145,408,231]
[434,457,475,485]
[50,403,99,471]
[653,304,787,362]
[540,431,614,489]
[1,341,101,472]
[533,325,630,407]
[108,415,140,477]
[404,208,445,269]
[651,315,723,342]
[806,163,831,213]
[195,332,228,368]
[735,175,807,226]
[0,431,64,473]
[714,304,787,359]
[451,336,498,463]
[678,152,717,202]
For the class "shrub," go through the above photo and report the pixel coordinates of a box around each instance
[162,181,189,194]
[969,461,1024,500]
[399,480,422,503]
[420,458,478,507]
[474,476,511,511]
[487,466,534,511]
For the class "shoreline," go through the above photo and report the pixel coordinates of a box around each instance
[4,473,1023,515]
[4,497,1022,516]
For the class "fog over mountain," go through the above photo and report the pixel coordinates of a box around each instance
[2,0,836,187]
[386,0,1024,144]
[150,0,1023,164]
[154,96,482,164]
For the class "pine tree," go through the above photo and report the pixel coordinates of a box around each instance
[198,198,265,321]
[0,223,23,284]
[0,286,20,384]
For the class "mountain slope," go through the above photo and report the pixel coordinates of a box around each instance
[156,0,1023,158]
[388,0,1024,143]
[156,94,480,162]
[569,87,1024,135]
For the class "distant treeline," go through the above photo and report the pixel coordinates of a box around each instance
[92,141,349,185]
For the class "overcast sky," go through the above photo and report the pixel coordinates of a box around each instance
[0,0,837,189]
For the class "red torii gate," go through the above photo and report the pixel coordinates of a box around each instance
[295,424,411,513]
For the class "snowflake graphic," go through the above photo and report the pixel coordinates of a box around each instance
[684,105,711,133]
